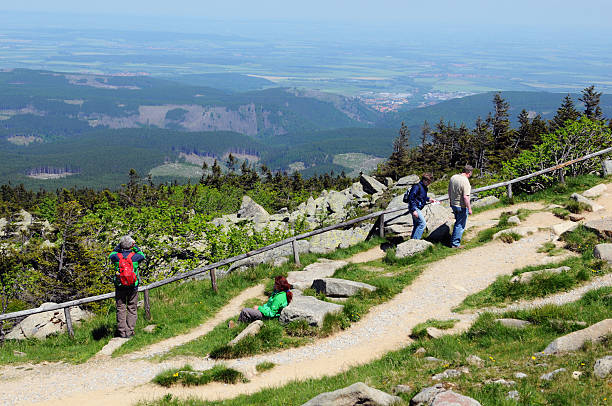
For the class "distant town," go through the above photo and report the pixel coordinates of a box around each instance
[358,90,475,112]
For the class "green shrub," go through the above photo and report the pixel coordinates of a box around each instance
[552,207,570,220]
[152,365,246,387]
[498,232,522,243]
[255,362,275,372]
[565,200,591,214]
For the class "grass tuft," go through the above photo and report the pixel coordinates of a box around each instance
[255,362,275,372]
[152,365,246,387]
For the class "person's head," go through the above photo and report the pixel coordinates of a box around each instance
[273,275,293,303]
[421,172,433,186]
[119,235,136,250]
[462,165,474,177]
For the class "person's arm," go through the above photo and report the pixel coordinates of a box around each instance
[407,185,419,215]
[463,193,472,215]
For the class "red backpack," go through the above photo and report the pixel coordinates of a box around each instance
[117,252,137,286]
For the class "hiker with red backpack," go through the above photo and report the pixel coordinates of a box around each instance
[109,236,146,338]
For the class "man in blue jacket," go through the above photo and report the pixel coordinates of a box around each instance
[109,236,146,338]
[404,173,436,240]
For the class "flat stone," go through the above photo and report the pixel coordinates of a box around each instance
[393,384,412,394]
[472,195,500,208]
[495,318,532,329]
[594,355,612,379]
[396,239,433,258]
[582,183,607,198]
[424,356,444,362]
[414,347,427,356]
[572,371,583,379]
[426,327,445,339]
[507,215,521,225]
[395,174,420,188]
[287,259,348,290]
[484,378,516,386]
[507,390,520,401]
[510,266,571,284]
[301,382,401,406]
[585,218,612,239]
[466,355,484,367]
[540,368,566,381]
[349,182,367,198]
[571,193,604,212]
[569,214,585,222]
[542,319,612,354]
[551,222,579,236]
[229,320,263,346]
[311,278,376,297]
[360,174,387,195]
[411,385,482,406]
[386,223,413,236]
[92,337,130,359]
[432,367,469,380]
[594,244,612,263]
[143,324,157,333]
[514,372,528,379]
[279,295,343,327]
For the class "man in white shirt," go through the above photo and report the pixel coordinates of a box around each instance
[447,165,473,248]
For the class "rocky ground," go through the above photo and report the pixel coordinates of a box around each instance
[2,182,612,406]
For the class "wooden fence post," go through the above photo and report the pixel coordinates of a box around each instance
[378,214,385,238]
[292,239,301,266]
[209,269,218,293]
[64,307,74,339]
[506,183,513,199]
[143,289,151,321]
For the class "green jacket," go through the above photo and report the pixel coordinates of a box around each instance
[258,291,288,318]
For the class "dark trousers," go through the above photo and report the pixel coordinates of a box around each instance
[238,307,263,323]
[115,287,138,337]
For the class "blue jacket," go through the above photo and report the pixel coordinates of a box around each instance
[406,181,429,212]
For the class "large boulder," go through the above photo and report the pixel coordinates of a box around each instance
[542,319,612,354]
[325,191,352,214]
[510,266,571,284]
[6,303,92,340]
[394,174,420,189]
[279,295,343,327]
[422,204,453,232]
[410,384,481,406]
[426,220,454,244]
[228,239,310,272]
[396,239,433,258]
[302,382,401,406]
[583,183,607,198]
[471,196,500,209]
[603,159,612,176]
[308,226,370,254]
[360,174,387,195]
[593,244,612,263]
[237,195,270,223]
[584,218,612,239]
[288,259,349,290]
[311,278,377,297]
[350,182,368,198]
[571,193,604,212]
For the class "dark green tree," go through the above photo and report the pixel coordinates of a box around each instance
[550,94,580,130]
[378,122,411,179]
[579,85,603,121]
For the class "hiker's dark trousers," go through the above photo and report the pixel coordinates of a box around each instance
[238,308,263,323]
[116,286,138,337]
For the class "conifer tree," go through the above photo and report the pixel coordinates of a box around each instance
[551,94,580,130]
[379,122,411,179]
[487,93,514,166]
[579,85,603,120]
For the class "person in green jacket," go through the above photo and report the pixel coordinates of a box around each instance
[236,275,293,324]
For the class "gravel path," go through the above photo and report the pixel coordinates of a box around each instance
[3,189,612,406]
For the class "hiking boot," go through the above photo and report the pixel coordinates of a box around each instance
[228,320,237,329]
[451,245,465,249]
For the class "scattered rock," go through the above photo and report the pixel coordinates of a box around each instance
[6,304,93,340]
[571,193,603,212]
[287,259,348,290]
[510,266,571,284]
[506,390,520,401]
[393,384,412,394]
[414,347,427,356]
[472,195,500,208]
[237,195,270,224]
[569,214,585,222]
[582,183,607,198]
[495,318,532,329]
[279,295,343,327]
[514,372,527,379]
[432,367,469,381]
[542,319,612,354]
[572,371,583,380]
[603,159,612,176]
[425,327,445,339]
[396,239,433,258]
[308,226,370,254]
[540,368,566,381]
[360,174,387,195]
[301,382,401,406]
[551,222,579,237]
[585,218,612,239]
[92,337,130,359]
[13,350,26,357]
[593,355,612,379]
[311,278,376,297]
[594,244,612,264]
[229,320,263,346]
[143,325,157,333]
[384,177,394,187]
[411,384,481,406]
[466,355,484,367]
[424,356,443,362]
[394,175,420,189]
[507,215,521,225]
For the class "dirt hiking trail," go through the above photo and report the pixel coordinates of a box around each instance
[3,185,612,406]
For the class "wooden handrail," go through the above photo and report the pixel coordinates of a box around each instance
[1,146,610,323]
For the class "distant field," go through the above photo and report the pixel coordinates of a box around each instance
[332,153,384,177]
[149,162,202,179]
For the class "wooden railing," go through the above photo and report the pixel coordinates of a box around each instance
[2,146,611,337]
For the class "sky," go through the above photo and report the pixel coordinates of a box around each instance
[2,0,611,31]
